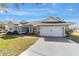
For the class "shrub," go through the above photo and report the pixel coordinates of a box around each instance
[7,31,19,35]
[23,32,28,35]
[0,34,17,40]
[28,32,38,36]
[31,32,36,35]
[6,31,13,35]
[65,29,74,37]
[12,31,19,35]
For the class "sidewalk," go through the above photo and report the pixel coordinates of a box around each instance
[19,38,79,56]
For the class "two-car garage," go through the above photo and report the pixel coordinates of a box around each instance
[39,26,65,37]
[35,17,72,37]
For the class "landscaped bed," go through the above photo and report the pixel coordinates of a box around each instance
[0,34,37,56]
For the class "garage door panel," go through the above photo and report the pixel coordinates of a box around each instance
[39,26,64,36]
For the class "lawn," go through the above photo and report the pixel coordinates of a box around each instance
[70,32,79,43]
[0,34,37,56]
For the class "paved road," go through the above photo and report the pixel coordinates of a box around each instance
[19,37,79,56]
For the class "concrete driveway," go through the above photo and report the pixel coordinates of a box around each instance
[19,37,79,56]
[43,36,76,43]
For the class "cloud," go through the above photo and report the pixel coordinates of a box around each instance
[68,8,73,11]
[60,8,74,16]
[65,19,79,27]
[8,10,37,16]
[27,8,56,13]
[52,3,57,7]
[7,8,57,16]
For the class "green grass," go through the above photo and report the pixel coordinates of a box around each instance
[70,35,79,43]
[69,32,79,43]
[0,34,17,40]
[0,34,37,56]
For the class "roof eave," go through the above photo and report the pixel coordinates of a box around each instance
[36,22,75,26]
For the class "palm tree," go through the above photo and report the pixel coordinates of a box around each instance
[0,3,44,13]
[0,3,24,13]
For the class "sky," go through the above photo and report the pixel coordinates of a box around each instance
[0,3,79,27]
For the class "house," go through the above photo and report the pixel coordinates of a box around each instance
[5,20,33,34]
[0,29,5,33]
[5,16,73,37]
[73,27,79,32]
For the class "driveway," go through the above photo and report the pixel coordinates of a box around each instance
[43,36,76,43]
[19,38,79,56]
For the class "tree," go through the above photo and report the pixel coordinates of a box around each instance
[0,21,5,29]
[0,3,44,13]
[0,3,24,13]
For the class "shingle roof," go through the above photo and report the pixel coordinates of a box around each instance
[19,20,28,24]
[29,16,74,26]
[42,16,65,23]
[4,16,74,26]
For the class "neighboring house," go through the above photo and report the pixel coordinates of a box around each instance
[0,29,5,33]
[5,20,33,34]
[73,27,79,32]
[5,16,74,37]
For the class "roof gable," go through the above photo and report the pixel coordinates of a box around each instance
[5,20,14,25]
[42,16,65,23]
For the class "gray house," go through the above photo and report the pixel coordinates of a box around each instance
[5,16,73,37]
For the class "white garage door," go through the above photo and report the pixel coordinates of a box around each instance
[39,26,64,36]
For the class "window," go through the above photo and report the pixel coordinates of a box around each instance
[17,28,19,30]
[14,27,17,30]
[9,28,12,30]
